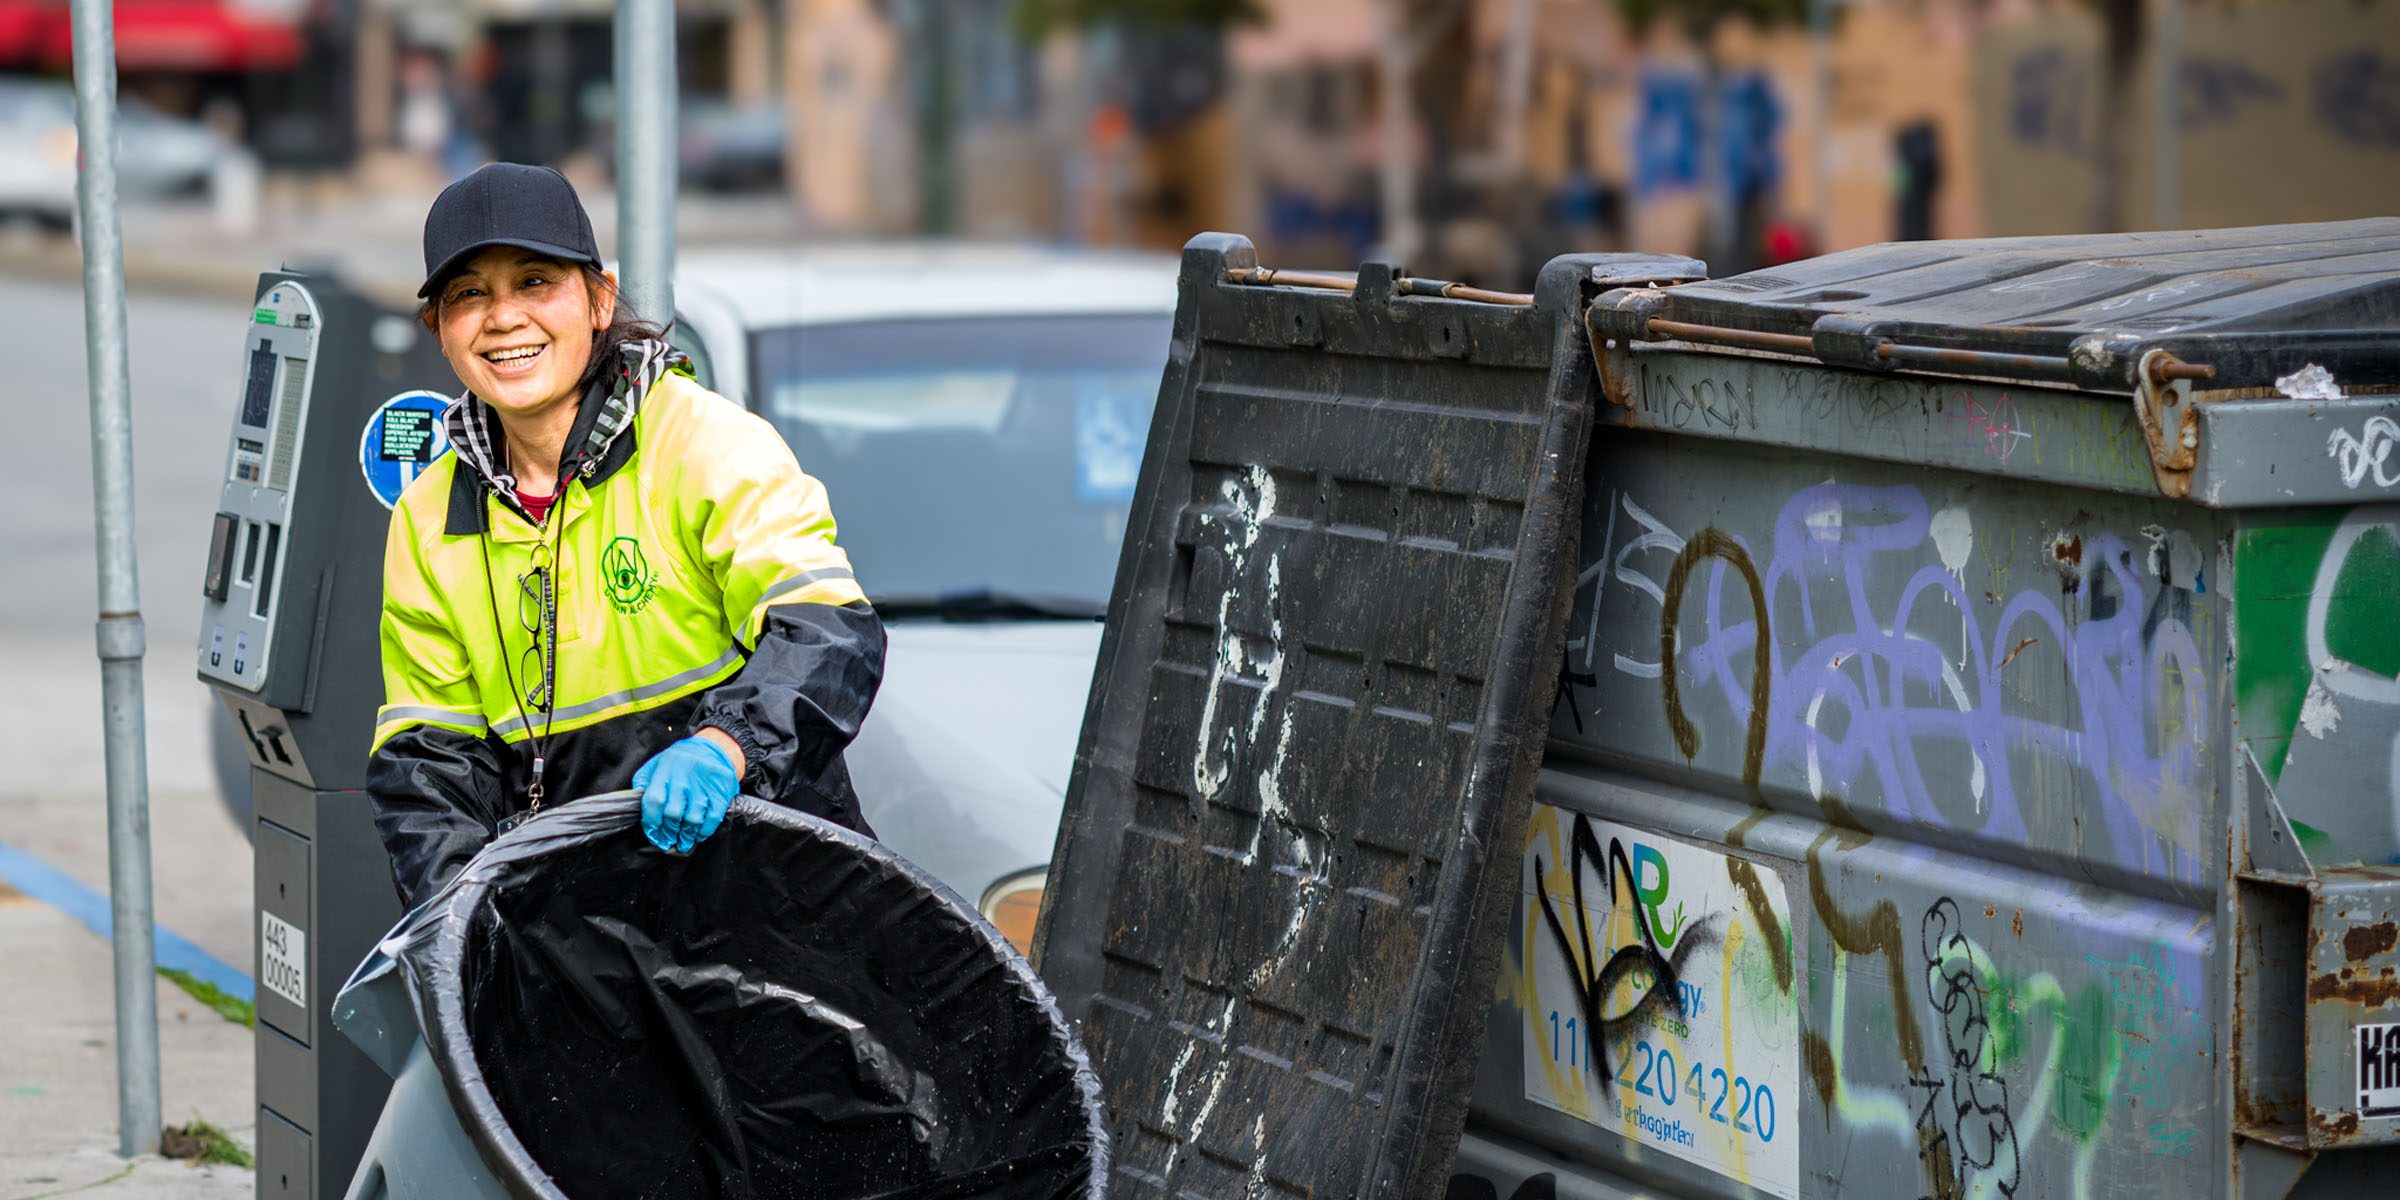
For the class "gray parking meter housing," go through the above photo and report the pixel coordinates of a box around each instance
[195,269,455,1200]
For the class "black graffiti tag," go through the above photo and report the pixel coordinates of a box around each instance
[1534,813,1718,1086]
[1910,898,2021,1200]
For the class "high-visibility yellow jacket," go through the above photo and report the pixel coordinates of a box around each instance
[366,341,885,907]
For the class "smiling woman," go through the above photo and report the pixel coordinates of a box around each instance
[365,163,888,910]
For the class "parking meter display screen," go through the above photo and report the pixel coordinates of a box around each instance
[241,342,276,429]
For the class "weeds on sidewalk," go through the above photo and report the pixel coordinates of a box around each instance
[158,967,253,1028]
[161,1118,252,1169]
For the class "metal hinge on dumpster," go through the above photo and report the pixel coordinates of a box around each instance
[2238,749,2400,1156]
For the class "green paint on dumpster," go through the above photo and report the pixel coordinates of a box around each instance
[2234,511,2343,787]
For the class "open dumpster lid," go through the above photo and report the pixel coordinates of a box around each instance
[1589,218,2400,393]
[1032,234,1619,1196]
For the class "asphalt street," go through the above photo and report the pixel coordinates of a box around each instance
[1,273,252,965]
[2,271,261,1196]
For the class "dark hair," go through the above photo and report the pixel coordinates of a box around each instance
[571,262,672,398]
[416,261,671,399]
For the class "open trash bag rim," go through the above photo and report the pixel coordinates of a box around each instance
[334,791,1110,1200]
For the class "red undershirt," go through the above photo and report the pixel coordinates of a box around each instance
[517,485,560,525]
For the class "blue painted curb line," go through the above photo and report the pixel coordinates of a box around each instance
[0,841,255,1004]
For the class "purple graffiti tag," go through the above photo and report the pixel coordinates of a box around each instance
[1670,484,2209,885]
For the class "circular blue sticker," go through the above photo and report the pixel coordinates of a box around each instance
[360,390,454,509]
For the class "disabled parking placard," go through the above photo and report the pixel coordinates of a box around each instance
[360,390,453,509]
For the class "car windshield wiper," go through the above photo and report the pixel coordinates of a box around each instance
[870,588,1107,622]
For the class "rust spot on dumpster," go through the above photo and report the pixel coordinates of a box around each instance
[2012,910,2024,939]
[2315,1109,2361,1140]
[2343,921,2398,962]
[2052,534,2083,566]
[2307,967,2400,1006]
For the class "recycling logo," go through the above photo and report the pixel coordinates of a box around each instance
[603,536,658,615]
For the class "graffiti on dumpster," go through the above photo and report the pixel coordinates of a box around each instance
[2327,416,2400,490]
[1530,813,1717,1086]
[1796,847,2207,1200]
[2236,505,2400,863]
[1913,898,2023,1200]
[1568,482,2212,884]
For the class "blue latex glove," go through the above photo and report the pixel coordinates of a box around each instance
[633,736,740,853]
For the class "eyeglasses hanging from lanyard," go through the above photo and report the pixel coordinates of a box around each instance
[516,539,558,712]
[480,499,566,816]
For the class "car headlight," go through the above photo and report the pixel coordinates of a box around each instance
[41,125,76,169]
[978,867,1048,957]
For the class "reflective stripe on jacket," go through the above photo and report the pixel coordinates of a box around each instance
[365,361,884,907]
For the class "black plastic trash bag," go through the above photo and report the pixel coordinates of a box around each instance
[348,792,1108,1200]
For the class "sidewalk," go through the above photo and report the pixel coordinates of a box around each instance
[0,879,253,1199]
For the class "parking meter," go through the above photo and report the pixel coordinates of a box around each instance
[196,269,454,1200]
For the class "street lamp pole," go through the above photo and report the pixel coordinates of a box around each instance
[616,0,679,326]
[68,0,162,1159]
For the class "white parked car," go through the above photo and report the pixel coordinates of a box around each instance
[676,244,1176,948]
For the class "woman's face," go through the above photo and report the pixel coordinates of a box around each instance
[432,247,615,423]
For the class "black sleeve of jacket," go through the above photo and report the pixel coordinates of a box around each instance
[688,599,885,805]
[365,725,509,910]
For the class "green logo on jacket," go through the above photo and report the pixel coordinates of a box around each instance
[603,536,658,614]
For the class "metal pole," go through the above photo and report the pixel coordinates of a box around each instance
[68,0,160,1159]
[615,0,677,326]
[2152,0,2181,230]
[1375,5,1419,266]
[1810,0,1835,246]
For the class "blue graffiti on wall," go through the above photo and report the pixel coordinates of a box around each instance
[2313,51,2400,148]
[2010,45,2400,151]
[1632,71,1784,199]
[2180,59,2285,132]
[1634,72,1702,194]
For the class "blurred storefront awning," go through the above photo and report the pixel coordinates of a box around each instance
[8,0,303,71]
[0,0,56,65]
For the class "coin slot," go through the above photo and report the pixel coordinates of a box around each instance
[253,523,282,617]
[240,520,264,585]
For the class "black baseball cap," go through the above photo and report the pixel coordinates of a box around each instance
[418,163,603,299]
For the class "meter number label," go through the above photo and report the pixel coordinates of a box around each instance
[260,910,307,1009]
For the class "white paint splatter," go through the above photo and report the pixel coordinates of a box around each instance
[2300,679,2343,739]
[1191,467,1278,802]
[1930,507,1974,577]
[1158,462,1324,1166]
[1929,507,1974,669]
[1804,499,1844,546]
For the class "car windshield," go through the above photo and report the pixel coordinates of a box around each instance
[755,313,1171,618]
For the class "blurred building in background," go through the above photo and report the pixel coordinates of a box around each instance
[1,0,2395,287]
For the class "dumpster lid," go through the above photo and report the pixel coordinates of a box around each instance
[1033,234,1599,1195]
[1591,218,2400,393]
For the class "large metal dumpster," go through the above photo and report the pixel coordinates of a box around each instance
[1459,219,2400,1200]
[1041,221,2400,1200]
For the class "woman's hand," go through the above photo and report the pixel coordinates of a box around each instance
[633,733,743,853]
